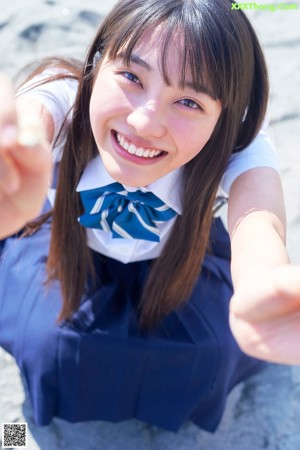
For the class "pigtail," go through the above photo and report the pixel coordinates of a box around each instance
[234,12,269,151]
[47,60,98,320]
[139,0,269,328]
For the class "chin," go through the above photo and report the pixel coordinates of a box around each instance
[103,163,155,188]
[114,174,151,188]
[104,167,145,187]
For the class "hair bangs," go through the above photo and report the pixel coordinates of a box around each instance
[103,1,169,65]
[102,1,230,106]
[157,21,224,103]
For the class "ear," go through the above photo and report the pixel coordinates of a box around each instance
[93,51,102,68]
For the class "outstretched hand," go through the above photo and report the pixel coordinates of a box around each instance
[230,264,300,365]
[0,74,52,239]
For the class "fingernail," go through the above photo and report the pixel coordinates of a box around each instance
[17,129,42,148]
[17,119,46,148]
[0,124,18,147]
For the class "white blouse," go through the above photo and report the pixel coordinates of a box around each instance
[19,69,280,263]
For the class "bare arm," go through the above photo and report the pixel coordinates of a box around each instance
[0,74,53,238]
[228,167,300,365]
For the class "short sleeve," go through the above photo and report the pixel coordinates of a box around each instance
[220,127,280,196]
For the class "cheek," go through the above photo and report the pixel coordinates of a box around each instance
[89,97,97,129]
[89,88,102,129]
[90,85,131,131]
[177,112,221,158]
[90,74,113,117]
[174,122,213,159]
[89,92,114,140]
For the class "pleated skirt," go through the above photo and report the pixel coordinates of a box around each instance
[0,214,265,432]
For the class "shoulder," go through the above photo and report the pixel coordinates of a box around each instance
[220,123,280,195]
[17,68,78,113]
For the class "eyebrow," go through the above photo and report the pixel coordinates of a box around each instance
[117,53,152,72]
[116,52,216,100]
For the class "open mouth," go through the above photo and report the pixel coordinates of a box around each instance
[113,131,166,159]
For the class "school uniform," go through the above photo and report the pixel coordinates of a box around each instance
[0,71,279,432]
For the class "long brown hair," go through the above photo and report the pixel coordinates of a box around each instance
[25,0,269,328]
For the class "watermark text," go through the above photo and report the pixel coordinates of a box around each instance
[231,2,298,11]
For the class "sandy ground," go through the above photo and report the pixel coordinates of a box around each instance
[0,1,300,449]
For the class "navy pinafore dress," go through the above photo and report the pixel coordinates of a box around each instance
[0,199,265,432]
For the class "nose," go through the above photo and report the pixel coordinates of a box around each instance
[126,100,166,138]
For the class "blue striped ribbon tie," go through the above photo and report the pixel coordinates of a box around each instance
[78,182,177,242]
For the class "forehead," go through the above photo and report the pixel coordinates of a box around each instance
[113,26,216,98]
[118,25,182,64]
[141,31,180,63]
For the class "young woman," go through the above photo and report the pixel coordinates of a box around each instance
[0,0,292,433]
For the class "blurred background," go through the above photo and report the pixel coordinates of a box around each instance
[0,1,300,449]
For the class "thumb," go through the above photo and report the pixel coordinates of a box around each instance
[0,74,18,147]
[10,117,52,174]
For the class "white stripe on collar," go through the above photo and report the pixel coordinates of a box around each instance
[76,156,183,215]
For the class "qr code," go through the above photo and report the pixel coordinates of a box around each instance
[2,423,27,448]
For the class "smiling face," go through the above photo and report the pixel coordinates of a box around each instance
[89,28,222,187]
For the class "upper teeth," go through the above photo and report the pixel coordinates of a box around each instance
[116,133,162,158]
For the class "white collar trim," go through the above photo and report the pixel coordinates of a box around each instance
[76,156,183,214]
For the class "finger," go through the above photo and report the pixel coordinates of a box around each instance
[0,151,20,194]
[231,264,300,323]
[275,264,300,298]
[0,74,18,147]
[230,308,300,364]
[11,121,51,175]
[10,142,52,177]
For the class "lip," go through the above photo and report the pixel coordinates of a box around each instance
[111,130,167,165]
